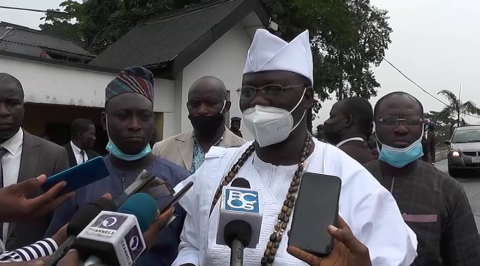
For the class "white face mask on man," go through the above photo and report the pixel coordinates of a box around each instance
[243,89,307,147]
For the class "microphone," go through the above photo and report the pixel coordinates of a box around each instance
[45,197,117,266]
[112,170,156,207]
[216,178,263,266]
[74,193,158,266]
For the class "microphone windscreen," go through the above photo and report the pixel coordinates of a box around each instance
[90,197,118,211]
[118,193,157,233]
[67,197,117,236]
[224,220,253,247]
[231,178,250,189]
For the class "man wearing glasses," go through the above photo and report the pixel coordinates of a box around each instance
[173,29,417,266]
[365,91,480,266]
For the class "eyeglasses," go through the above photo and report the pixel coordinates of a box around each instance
[377,116,423,127]
[236,84,306,99]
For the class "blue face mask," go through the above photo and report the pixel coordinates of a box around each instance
[105,116,152,161]
[376,133,424,168]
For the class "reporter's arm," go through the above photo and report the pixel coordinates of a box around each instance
[0,238,57,262]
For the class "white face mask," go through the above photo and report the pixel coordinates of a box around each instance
[243,89,307,147]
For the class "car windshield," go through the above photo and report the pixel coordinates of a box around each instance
[452,130,480,143]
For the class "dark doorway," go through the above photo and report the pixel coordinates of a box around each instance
[44,122,108,155]
[24,103,108,155]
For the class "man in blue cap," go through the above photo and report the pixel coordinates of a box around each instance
[45,66,191,265]
[230,117,243,138]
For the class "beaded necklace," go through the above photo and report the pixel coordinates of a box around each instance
[209,134,313,265]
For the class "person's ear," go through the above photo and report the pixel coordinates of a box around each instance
[223,101,231,114]
[304,87,314,109]
[101,112,107,131]
[345,114,354,128]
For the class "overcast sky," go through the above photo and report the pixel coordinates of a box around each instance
[1,0,480,125]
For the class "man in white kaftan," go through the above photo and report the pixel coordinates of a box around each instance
[173,29,417,266]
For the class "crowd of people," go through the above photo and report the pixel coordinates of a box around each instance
[0,28,478,266]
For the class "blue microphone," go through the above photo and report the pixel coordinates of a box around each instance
[216,178,263,266]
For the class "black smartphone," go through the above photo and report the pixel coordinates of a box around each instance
[41,156,109,195]
[140,178,176,200]
[288,172,342,257]
[159,181,194,213]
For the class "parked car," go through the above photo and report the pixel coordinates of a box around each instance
[445,125,480,177]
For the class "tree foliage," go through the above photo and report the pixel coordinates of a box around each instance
[40,0,392,131]
[437,89,480,127]
[424,111,458,145]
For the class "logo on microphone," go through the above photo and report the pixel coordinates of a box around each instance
[102,217,117,227]
[124,226,145,263]
[225,188,259,213]
[87,214,128,238]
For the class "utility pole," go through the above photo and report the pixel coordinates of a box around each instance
[458,83,462,126]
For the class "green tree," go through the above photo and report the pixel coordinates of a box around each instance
[437,89,480,127]
[39,0,83,44]
[40,0,392,131]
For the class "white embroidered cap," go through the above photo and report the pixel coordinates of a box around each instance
[243,29,314,85]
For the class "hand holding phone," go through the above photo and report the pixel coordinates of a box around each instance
[143,207,175,249]
[138,179,193,229]
[0,174,74,223]
[287,216,371,266]
[159,181,193,214]
[41,157,110,195]
[288,172,342,257]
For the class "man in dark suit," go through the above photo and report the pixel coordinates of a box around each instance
[324,97,377,165]
[0,73,71,249]
[64,118,99,167]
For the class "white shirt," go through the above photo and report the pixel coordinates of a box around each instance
[70,141,88,165]
[336,137,365,147]
[1,129,23,242]
[173,140,418,266]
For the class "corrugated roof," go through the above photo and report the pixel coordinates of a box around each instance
[89,0,244,68]
[0,41,51,58]
[0,22,94,57]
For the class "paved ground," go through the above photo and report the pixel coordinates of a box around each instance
[435,159,480,230]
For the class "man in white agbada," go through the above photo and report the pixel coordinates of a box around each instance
[173,29,417,266]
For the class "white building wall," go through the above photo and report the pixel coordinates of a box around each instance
[0,14,262,141]
[181,23,255,140]
[162,72,184,139]
[0,55,176,137]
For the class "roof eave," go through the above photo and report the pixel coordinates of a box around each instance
[0,50,121,74]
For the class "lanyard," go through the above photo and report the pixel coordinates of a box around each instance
[336,137,365,148]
